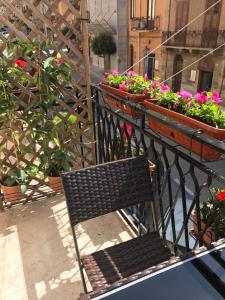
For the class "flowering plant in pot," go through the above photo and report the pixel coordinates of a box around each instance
[144,90,225,160]
[100,70,151,116]
[191,189,225,245]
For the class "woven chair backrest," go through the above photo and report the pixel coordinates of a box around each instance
[62,156,153,226]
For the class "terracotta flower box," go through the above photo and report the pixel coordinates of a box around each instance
[99,83,149,117]
[144,100,225,161]
[190,210,215,246]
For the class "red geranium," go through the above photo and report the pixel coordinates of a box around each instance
[16,59,26,69]
[120,123,132,139]
[217,191,225,202]
[55,57,63,64]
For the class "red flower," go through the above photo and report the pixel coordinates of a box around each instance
[217,191,225,202]
[55,57,63,64]
[16,59,26,69]
[120,123,132,139]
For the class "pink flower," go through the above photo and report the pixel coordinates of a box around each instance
[119,81,128,92]
[195,92,208,104]
[144,74,149,82]
[187,100,193,106]
[150,81,160,88]
[126,70,135,77]
[142,89,148,96]
[173,103,179,110]
[178,91,192,99]
[160,84,170,93]
[111,69,119,76]
[212,91,223,104]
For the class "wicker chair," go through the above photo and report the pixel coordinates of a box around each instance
[62,156,173,294]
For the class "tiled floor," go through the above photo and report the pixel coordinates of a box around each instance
[0,196,133,300]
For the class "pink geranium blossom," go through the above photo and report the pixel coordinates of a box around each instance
[178,91,192,99]
[126,70,135,77]
[111,69,119,76]
[160,84,170,93]
[212,91,223,104]
[144,74,149,82]
[195,92,209,104]
[119,81,128,91]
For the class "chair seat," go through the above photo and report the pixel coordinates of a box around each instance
[81,232,172,291]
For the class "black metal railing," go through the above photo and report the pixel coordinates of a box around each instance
[130,17,160,31]
[163,30,225,49]
[92,84,225,255]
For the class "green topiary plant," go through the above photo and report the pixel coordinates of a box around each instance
[91,33,116,57]
[91,34,116,70]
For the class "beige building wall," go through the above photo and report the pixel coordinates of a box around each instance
[128,0,165,79]
[162,0,225,100]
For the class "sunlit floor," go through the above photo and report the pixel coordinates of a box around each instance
[0,196,133,300]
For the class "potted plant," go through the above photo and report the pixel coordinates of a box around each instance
[0,168,28,203]
[91,33,117,70]
[144,90,225,160]
[100,71,151,117]
[40,149,76,192]
[191,189,225,245]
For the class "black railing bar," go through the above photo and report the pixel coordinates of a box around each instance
[93,85,225,154]
[162,183,181,236]
[93,100,225,184]
[173,197,197,248]
[175,156,190,251]
[162,148,177,248]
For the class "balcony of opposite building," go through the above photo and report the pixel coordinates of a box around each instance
[130,16,160,32]
[163,30,225,50]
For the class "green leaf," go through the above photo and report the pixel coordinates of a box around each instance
[43,57,55,69]
[20,184,27,193]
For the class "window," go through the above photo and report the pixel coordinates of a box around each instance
[130,0,135,18]
[148,0,155,19]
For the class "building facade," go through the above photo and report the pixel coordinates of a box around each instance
[128,0,164,79]
[87,0,128,72]
[162,0,225,98]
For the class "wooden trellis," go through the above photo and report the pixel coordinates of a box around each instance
[0,0,95,203]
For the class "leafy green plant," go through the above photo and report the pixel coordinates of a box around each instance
[103,70,150,95]
[39,149,76,177]
[0,167,28,192]
[156,90,225,128]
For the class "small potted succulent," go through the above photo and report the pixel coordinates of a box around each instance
[191,189,225,245]
[100,70,151,116]
[144,90,225,160]
[0,167,28,203]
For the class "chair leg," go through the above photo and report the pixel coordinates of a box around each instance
[72,226,88,294]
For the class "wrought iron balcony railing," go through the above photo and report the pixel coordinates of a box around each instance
[130,17,160,31]
[92,85,225,254]
[163,30,225,49]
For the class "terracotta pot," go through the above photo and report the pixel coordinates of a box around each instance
[99,83,149,117]
[48,176,64,193]
[190,210,215,246]
[0,184,23,203]
[144,100,225,161]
